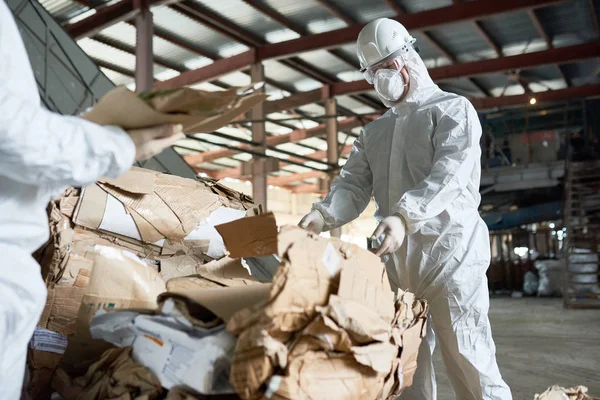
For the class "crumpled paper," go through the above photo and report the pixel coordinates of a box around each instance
[223,224,428,400]
[535,385,599,400]
[54,347,162,400]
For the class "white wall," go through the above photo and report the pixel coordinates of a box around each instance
[221,178,378,248]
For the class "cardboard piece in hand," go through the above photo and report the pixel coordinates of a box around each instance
[82,85,268,134]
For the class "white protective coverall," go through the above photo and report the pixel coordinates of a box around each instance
[0,1,135,397]
[313,47,512,399]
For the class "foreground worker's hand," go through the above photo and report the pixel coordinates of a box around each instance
[298,210,325,234]
[128,124,185,161]
[370,215,406,256]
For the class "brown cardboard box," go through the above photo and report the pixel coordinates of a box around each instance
[61,245,166,374]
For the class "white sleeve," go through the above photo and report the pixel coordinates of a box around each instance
[392,100,481,234]
[0,85,136,187]
[313,130,373,231]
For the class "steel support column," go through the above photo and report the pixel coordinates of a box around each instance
[326,98,341,238]
[135,1,153,92]
[251,63,267,209]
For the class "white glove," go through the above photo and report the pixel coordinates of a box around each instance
[128,124,185,161]
[298,210,325,234]
[370,214,406,256]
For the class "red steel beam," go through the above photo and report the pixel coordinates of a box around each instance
[67,1,136,39]
[203,144,355,181]
[154,50,256,88]
[330,41,600,96]
[232,84,600,192]
[256,0,565,61]
[268,171,326,186]
[265,89,326,115]
[184,117,365,165]
[471,84,600,109]
[288,184,323,194]
[150,0,565,88]
[66,0,173,40]
[192,84,600,171]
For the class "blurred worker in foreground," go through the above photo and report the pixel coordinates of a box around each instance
[299,18,512,400]
[0,1,184,397]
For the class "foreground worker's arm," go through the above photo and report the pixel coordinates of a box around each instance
[0,89,137,186]
[391,100,481,234]
[304,131,374,232]
[0,2,183,188]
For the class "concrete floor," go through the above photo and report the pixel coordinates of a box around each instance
[433,297,600,400]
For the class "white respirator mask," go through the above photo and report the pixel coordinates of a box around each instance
[373,68,407,103]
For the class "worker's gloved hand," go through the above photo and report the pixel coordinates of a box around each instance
[298,210,325,234]
[128,124,185,161]
[370,214,406,257]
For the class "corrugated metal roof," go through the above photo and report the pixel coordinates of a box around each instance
[336,95,376,114]
[296,49,352,78]
[537,0,599,42]
[35,0,600,183]
[479,11,541,51]
[565,59,600,86]
[260,0,340,34]
[195,0,284,43]
[101,22,201,64]
[325,0,395,24]
[427,22,492,59]
[39,0,87,23]
[402,0,452,13]
[99,68,132,86]
[152,6,245,57]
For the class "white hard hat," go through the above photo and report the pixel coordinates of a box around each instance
[356,18,416,71]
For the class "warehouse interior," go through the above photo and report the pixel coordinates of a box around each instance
[6,0,600,398]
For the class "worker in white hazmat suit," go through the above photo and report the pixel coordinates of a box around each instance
[299,18,512,400]
[0,1,184,397]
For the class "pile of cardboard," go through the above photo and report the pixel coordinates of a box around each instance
[27,167,258,399]
[535,386,600,400]
[216,220,428,400]
[30,202,428,399]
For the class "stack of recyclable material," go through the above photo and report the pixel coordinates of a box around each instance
[81,213,428,400]
[27,167,257,399]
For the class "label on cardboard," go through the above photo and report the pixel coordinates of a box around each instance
[322,243,341,276]
[29,328,68,354]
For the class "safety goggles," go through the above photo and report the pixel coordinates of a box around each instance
[360,56,405,85]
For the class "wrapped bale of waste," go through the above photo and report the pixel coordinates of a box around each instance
[212,215,429,400]
[35,167,255,292]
